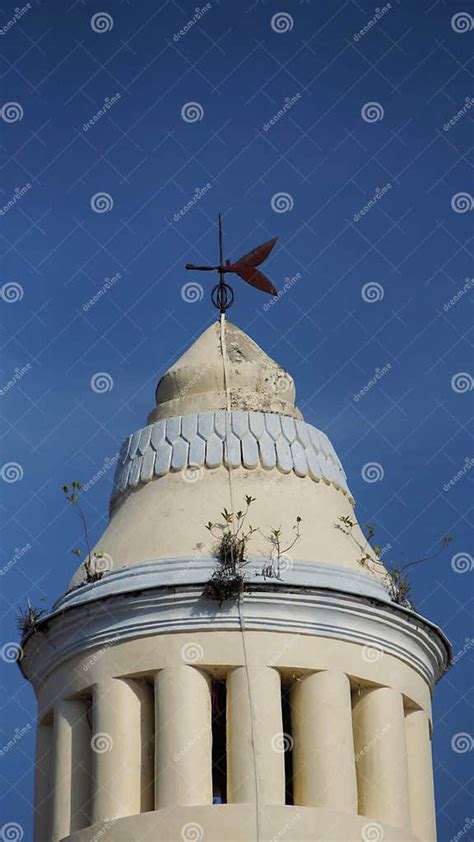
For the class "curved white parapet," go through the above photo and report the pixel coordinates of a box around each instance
[110,411,351,506]
[21,578,450,690]
[54,557,392,611]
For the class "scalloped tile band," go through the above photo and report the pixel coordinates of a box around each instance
[111,411,350,504]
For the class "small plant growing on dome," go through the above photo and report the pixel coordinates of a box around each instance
[202,497,303,603]
[203,495,257,604]
[335,515,452,607]
[63,481,105,584]
[17,598,44,637]
[259,516,302,579]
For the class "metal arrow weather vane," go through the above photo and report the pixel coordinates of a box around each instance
[185,213,278,314]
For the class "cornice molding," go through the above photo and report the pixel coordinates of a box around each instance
[21,559,451,690]
[54,556,391,611]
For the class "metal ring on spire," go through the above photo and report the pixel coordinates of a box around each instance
[211,281,234,313]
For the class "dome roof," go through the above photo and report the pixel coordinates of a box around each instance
[147,320,301,423]
[66,317,390,593]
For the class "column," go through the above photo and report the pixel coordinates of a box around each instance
[91,679,144,822]
[154,666,212,807]
[51,699,91,840]
[291,671,357,812]
[405,709,437,842]
[353,686,411,829]
[34,721,53,842]
[227,666,285,805]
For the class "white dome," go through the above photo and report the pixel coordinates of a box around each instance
[148,320,301,422]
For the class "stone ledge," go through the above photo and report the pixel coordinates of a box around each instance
[21,570,451,690]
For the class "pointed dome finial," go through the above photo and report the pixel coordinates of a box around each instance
[147,320,301,423]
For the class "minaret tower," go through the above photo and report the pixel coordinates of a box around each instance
[21,319,450,842]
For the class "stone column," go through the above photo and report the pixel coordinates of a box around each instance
[227,666,285,805]
[291,671,357,812]
[353,686,411,829]
[91,678,147,822]
[34,721,53,842]
[405,709,437,841]
[51,699,91,840]
[154,666,212,807]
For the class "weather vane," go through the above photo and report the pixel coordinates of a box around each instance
[185,213,278,314]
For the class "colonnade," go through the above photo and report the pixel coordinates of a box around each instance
[34,667,436,841]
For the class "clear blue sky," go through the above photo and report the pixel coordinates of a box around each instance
[1,1,472,839]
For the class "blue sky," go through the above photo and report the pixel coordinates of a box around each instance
[0,0,473,839]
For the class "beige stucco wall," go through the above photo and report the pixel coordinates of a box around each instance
[70,467,385,588]
[33,630,433,723]
[30,628,436,842]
